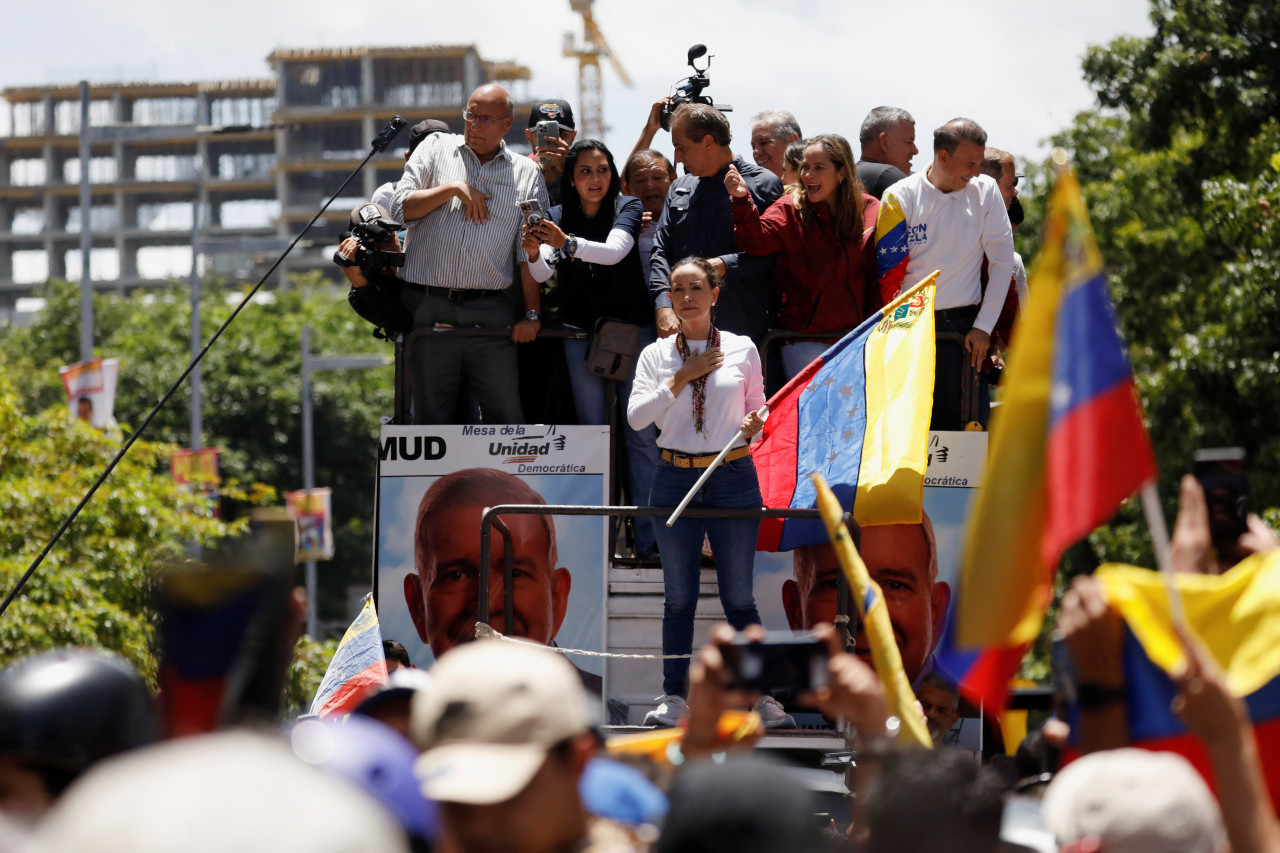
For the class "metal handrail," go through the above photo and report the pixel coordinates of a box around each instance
[477,503,824,631]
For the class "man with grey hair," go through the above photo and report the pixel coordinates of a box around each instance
[857,106,918,198]
[649,102,782,343]
[781,515,949,686]
[917,672,961,745]
[749,109,802,179]
[875,118,1014,430]
[390,83,548,425]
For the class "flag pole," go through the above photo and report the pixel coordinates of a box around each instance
[665,406,769,527]
[1140,479,1186,628]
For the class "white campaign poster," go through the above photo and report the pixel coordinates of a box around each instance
[374,424,611,681]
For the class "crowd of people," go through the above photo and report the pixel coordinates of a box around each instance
[3,469,1277,853]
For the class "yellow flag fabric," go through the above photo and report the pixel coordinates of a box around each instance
[856,274,937,527]
[812,473,932,748]
[1097,549,1280,697]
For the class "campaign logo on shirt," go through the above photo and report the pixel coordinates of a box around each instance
[907,222,929,248]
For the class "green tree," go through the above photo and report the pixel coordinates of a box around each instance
[0,274,394,629]
[1041,0,1280,566]
[1013,0,1280,681]
[0,372,236,676]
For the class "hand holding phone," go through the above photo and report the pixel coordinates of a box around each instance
[720,631,829,695]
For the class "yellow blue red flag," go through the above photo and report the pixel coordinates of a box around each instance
[754,274,937,551]
[1095,551,1280,809]
[310,594,388,718]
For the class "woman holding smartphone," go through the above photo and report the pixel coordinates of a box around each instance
[524,139,660,557]
[627,257,778,728]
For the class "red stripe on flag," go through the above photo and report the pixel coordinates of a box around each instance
[1043,379,1155,567]
[956,644,1028,715]
[1132,716,1280,812]
[314,660,389,718]
[753,357,825,551]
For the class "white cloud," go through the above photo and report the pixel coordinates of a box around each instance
[7,1,1153,164]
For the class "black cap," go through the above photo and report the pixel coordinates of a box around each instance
[0,649,158,777]
[407,119,450,155]
[527,99,575,131]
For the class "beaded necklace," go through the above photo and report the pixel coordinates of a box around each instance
[675,324,720,435]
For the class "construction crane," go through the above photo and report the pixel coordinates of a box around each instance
[563,0,632,140]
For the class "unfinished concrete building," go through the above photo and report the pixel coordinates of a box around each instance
[0,45,534,322]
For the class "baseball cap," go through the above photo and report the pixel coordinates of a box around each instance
[407,119,450,155]
[410,639,591,805]
[349,202,396,232]
[1041,748,1224,853]
[527,99,575,131]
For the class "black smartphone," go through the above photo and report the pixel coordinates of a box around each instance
[1193,447,1248,551]
[720,632,829,695]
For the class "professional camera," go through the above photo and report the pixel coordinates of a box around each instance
[659,44,733,131]
[334,202,405,273]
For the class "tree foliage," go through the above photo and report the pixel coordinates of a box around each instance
[1014,0,1280,680]
[1043,0,1280,569]
[0,372,239,677]
[0,274,394,628]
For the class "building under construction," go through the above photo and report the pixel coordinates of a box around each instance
[0,45,534,323]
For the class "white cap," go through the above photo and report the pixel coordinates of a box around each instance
[1042,748,1224,853]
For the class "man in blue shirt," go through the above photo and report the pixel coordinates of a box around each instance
[649,103,782,344]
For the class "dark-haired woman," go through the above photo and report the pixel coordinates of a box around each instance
[525,139,660,556]
[627,257,768,727]
[727,133,881,379]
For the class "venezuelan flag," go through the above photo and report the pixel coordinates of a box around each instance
[874,190,910,305]
[939,159,1156,711]
[310,594,388,718]
[812,473,933,748]
[753,273,936,551]
[1094,553,1280,809]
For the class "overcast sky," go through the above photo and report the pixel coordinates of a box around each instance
[4,0,1154,168]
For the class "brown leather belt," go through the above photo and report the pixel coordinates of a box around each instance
[661,446,751,469]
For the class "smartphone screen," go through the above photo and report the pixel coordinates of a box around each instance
[1193,447,1247,550]
[721,633,829,695]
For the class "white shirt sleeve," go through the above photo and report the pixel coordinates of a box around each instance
[528,243,555,283]
[572,227,636,265]
[974,183,1015,334]
[627,343,677,430]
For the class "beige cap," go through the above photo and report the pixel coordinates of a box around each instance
[411,639,591,805]
[1042,748,1224,853]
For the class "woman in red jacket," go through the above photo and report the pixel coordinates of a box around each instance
[727,133,881,379]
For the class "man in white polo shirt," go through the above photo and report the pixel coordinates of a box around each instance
[874,118,1014,429]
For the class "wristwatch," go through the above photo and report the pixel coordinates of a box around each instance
[525,309,540,322]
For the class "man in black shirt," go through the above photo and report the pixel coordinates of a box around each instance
[856,106,919,199]
[649,103,782,344]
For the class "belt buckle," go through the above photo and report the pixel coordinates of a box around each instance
[446,289,466,303]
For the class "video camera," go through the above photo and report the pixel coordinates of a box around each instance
[334,202,405,273]
[660,44,733,131]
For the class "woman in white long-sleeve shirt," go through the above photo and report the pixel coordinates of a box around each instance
[627,256,766,727]
[525,139,661,557]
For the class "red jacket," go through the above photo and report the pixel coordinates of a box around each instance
[731,193,881,335]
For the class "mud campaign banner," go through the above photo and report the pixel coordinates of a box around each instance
[374,425,611,685]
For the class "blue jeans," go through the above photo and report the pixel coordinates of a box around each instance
[565,327,660,556]
[780,340,830,381]
[649,455,762,696]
